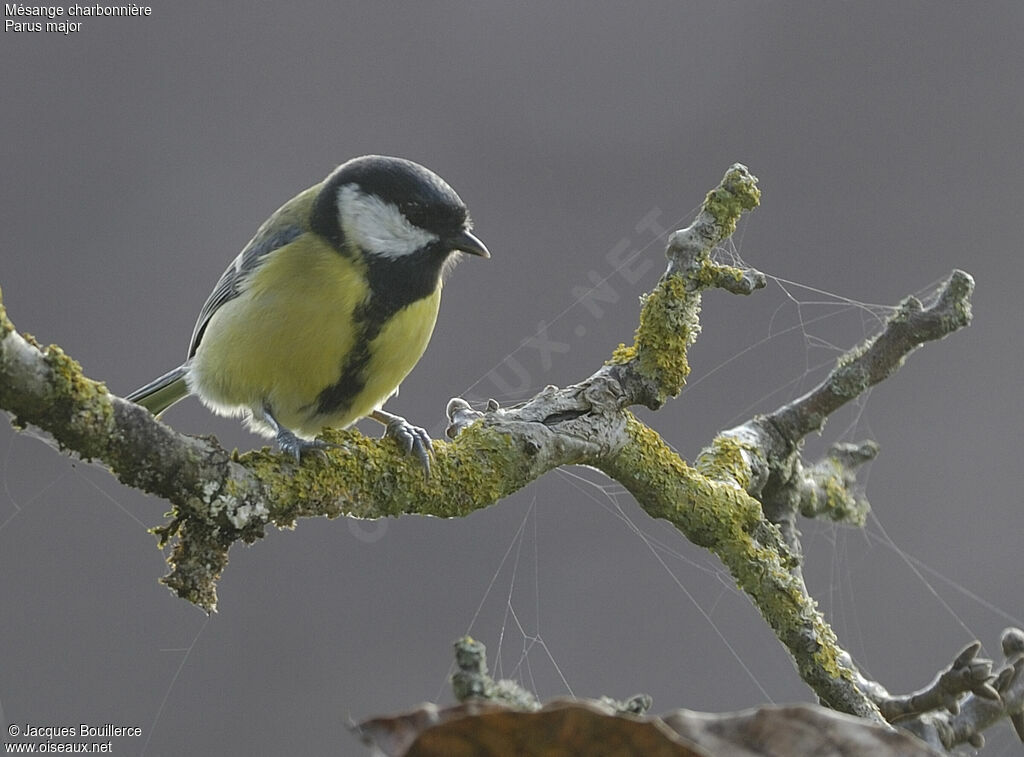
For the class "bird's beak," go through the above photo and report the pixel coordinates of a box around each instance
[451,229,490,258]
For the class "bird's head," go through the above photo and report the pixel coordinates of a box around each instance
[312,155,489,267]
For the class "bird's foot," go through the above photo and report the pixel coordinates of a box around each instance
[275,431,342,463]
[262,404,342,463]
[372,410,433,478]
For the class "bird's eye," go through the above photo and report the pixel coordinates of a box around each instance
[402,203,431,229]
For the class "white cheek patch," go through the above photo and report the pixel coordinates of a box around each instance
[337,184,438,258]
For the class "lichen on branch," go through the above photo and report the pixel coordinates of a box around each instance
[609,163,765,409]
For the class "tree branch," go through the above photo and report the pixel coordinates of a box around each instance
[4,164,1014,750]
[876,629,1024,751]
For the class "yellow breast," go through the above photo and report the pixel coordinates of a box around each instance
[189,234,442,438]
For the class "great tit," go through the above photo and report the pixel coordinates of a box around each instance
[126,155,489,472]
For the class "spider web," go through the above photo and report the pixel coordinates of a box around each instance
[429,215,1021,756]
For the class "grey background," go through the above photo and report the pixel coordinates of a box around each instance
[2,3,1021,754]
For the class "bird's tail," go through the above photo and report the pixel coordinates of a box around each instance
[125,365,190,417]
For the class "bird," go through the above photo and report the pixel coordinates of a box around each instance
[125,155,489,473]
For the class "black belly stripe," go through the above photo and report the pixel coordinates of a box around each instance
[313,308,380,416]
[314,243,450,417]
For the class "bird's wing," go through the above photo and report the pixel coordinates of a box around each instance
[187,224,303,358]
[185,183,325,358]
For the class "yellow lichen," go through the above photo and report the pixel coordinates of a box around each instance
[617,274,698,398]
[33,342,115,458]
[609,414,761,549]
[0,286,11,338]
[702,166,761,238]
[608,342,637,365]
[243,420,522,529]
[601,412,860,707]
[697,435,754,491]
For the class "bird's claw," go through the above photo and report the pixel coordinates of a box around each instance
[383,417,433,478]
[276,430,342,463]
[263,404,342,462]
